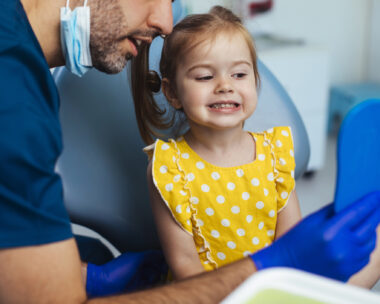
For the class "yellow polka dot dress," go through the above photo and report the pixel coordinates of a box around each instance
[149,126,295,271]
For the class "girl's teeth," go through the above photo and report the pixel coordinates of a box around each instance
[211,103,236,108]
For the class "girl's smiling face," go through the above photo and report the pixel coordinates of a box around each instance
[169,32,258,132]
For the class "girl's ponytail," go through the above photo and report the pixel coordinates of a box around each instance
[131,43,173,145]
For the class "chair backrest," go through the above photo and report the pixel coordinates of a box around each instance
[54,5,309,253]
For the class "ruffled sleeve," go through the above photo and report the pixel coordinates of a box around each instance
[150,139,193,235]
[265,126,296,212]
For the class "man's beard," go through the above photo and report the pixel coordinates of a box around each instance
[89,0,129,74]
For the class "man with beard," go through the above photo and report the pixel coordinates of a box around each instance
[1,0,380,303]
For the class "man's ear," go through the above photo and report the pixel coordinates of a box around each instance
[162,78,182,109]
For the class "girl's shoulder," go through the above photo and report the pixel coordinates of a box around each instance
[143,137,183,161]
[251,126,293,150]
[252,126,292,141]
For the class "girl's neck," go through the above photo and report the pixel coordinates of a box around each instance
[184,126,256,167]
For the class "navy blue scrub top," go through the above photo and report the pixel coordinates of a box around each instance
[0,0,73,247]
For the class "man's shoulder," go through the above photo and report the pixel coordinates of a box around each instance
[0,0,34,52]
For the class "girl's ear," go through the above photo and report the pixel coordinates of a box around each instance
[162,78,182,109]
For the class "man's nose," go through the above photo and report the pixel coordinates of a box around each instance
[148,0,174,36]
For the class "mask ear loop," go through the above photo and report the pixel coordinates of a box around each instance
[83,0,88,7]
[65,0,70,12]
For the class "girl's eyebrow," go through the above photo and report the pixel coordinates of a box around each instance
[187,60,252,73]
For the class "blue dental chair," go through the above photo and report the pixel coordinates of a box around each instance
[53,3,310,257]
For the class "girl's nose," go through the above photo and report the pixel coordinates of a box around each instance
[215,77,233,94]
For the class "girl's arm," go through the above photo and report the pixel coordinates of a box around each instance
[147,161,205,280]
[347,224,380,289]
[275,190,302,239]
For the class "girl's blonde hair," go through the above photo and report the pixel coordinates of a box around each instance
[131,6,260,145]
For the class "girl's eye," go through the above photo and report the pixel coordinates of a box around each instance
[196,75,213,81]
[232,73,247,79]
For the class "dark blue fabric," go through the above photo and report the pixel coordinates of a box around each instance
[0,0,73,247]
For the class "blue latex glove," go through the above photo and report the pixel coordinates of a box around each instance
[86,250,168,297]
[251,191,380,281]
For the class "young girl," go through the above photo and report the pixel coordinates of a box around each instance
[132,6,302,280]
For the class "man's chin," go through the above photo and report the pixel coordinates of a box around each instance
[93,57,127,74]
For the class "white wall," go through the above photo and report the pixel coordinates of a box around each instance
[185,0,375,86]
[245,0,372,85]
[368,0,380,83]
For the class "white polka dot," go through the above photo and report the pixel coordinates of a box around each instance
[172,156,176,162]
[187,220,191,226]
[252,237,260,245]
[175,205,182,213]
[242,192,250,200]
[243,251,251,257]
[267,128,274,133]
[267,172,274,181]
[263,141,269,147]
[187,173,195,182]
[236,169,244,177]
[217,252,226,260]
[267,230,275,236]
[276,140,283,147]
[216,195,225,204]
[197,219,204,226]
[265,243,269,247]
[227,241,236,249]
[196,161,205,169]
[279,158,286,165]
[258,154,266,161]
[181,153,189,159]
[161,143,169,150]
[221,219,230,227]
[205,207,214,216]
[211,230,220,238]
[290,150,294,157]
[256,201,264,209]
[173,174,181,182]
[231,206,240,214]
[211,172,220,180]
[269,210,275,217]
[264,188,269,196]
[165,183,173,191]
[201,184,210,192]
[281,191,288,199]
[190,197,199,204]
[281,130,289,137]
[246,215,253,223]
[160,166,168,174]
[251,178,260,186]
[186,206,191,213]
[276,177,284,183]
[227,182,235,190]
[180,190,187,196]
[258,222,264,230]
[237,229,245,236]
[291,171,295,178]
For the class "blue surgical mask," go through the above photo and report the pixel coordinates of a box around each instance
[60,0,92,77]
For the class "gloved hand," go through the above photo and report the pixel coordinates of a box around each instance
[251,191,380,281]
[86,250,168,297]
